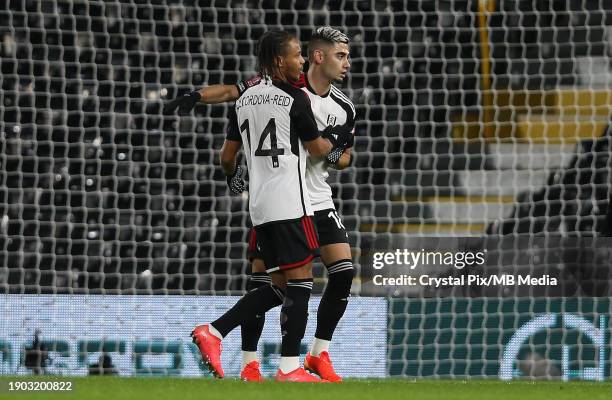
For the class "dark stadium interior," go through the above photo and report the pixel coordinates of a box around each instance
[1,0,612,294]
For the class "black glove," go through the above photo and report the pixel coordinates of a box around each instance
[226,165,247,195]
[321,124,354,149]
[163,91,202,115]
[325,147,345,164]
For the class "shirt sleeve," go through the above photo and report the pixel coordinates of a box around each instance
[336,115,355,138]
[226,107,242,142]
[347,107,356,135]
[339,100,356,136]
[235,75,262,96]
[290,92,319,142]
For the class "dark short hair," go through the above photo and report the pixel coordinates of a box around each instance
[256,30,297,79]
[308,26,349,59]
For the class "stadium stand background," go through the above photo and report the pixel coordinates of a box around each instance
[1,0,612,296]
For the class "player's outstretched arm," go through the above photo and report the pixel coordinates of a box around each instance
[163,85,239,114]
[198,85,240,104]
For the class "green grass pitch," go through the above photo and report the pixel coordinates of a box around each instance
[1,377,612,400]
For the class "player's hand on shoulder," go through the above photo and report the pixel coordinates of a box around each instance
[163,90,201,115]
[226,165,247,195]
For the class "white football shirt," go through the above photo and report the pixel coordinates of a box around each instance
[301,75,356,212]
[227,79,320,226]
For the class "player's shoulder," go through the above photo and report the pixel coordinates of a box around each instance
[329,85,355,114]
[236,75,264,96]
[273,80,310,107]
[274,79,307,96]
[329,85,354,105]
[288,72,307,89]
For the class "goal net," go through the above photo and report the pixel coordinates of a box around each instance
[1,0,611,379]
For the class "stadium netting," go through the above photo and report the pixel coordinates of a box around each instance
[1,0,612,379]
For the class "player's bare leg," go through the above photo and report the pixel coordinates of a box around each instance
[304,242,353,382]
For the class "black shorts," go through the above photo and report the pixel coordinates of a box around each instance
[247,228,260,261]
[254,216,319,272]
[314,208,349,246]
[247,210,348,261]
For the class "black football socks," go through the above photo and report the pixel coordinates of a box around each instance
[315,259,354,341]
[240,272,271,351]
[211,283,285,338]
[280,278,313,356]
